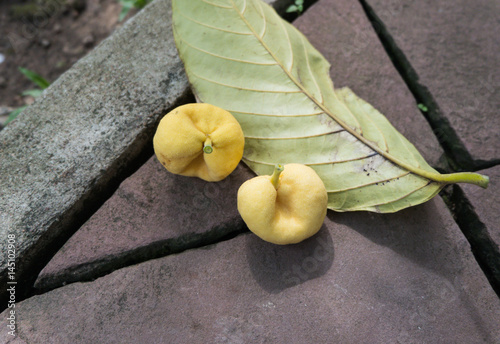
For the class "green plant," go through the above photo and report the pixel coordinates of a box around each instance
[286,0,304,14]
[5,67,50,125]
[118,0,151,22]
[418,103,429,112]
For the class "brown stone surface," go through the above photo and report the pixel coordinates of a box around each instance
[294,0,444,169]
[4,198,500,343]
[462,165,500,246]
[6,1,498,342]
[365,0,500,162]
[0,334,27,344]
[35,0,446,291]
[34,158,254,290]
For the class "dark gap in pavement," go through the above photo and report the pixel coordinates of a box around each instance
[33,220,250,296]
[357,0,478,173]
[474,158,500,172]
[357,0,500,298]
[441,186,500,298]
[277,0,320,23]
[0,90,196,312]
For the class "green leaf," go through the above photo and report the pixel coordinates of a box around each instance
[285,5,298,13]
[118,6,131,21]
[18,67,50,89]
[417,103,428,112]
[134,0,150,9]
[172,0,488,212]
[5,106,27,125]
[22,89,44,98]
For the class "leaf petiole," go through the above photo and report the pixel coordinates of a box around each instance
[431,171,489,188]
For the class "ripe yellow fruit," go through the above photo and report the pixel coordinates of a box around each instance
[153,103,245,182]
[237,163,328,245]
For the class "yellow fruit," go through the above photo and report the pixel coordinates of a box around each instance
[153,103,245,182]
[237,163,328,245]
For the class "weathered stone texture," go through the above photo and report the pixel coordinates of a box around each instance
[0,0,189,298]
[365,0,500,162]
[35,0,446,292]
[462,165,500,249]
[3,198,500,343]
[34,158,254,290]
[0,0,283,300]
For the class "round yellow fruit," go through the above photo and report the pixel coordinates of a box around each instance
[237,163,328,245]
[153,103,245,182]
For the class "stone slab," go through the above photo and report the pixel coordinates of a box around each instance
[462,165,500,257]
[0,0,284,303]
[34,157,254,290]
[365,0,500,162]
[461,165,500,276]
[294,0,444,169]
[34,0,446,292]
[3,198,500,343]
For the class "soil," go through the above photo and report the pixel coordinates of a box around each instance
[0,0,142,126]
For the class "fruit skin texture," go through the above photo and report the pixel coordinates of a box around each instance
[153,103,245,182]
[237,163,328,245]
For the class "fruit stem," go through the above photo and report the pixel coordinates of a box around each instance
[203,137,213,154]
[270,164,284,189]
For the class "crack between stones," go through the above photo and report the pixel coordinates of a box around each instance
[441,186,500,299]
[276,0,320,23]
[32,220,250,297]
[357,0,483,173]
[357,1,500,299]
[0,89,196,312]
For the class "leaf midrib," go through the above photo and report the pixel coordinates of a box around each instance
[230,0,451,186]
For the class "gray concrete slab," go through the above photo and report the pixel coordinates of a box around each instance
[0,0,189,302]
[3,198,500,343]
[365,0,500,163]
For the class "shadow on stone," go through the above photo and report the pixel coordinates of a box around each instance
[327,199,498,342]
[329,198,499,340]
[246,225,334,294]
[329,200,460,281]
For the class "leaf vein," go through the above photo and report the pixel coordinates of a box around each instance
[201,0,232,9]
[301,34,323,104]
[193,71,302,93]
[255,0,267,39]
[230,109,325,117]
[178,34,278,65]
[179,11,252,35]
[242,152,378,166]
[346,181,435,211]
[244,128,345,139]
[326,171,411,193]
